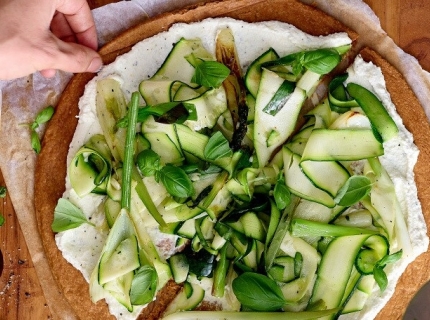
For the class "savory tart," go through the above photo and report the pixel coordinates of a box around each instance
[34,1,430,319]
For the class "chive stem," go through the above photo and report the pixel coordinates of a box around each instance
[162,309,340,320]
[291,218,379,238]
[212,244,229,297]
[121,92,139,210]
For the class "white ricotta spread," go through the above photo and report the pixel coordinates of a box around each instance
[55,17,427,320]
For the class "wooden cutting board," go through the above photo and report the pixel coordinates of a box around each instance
[0,0,429,319]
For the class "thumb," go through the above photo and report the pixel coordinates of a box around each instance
[40,39,102,76]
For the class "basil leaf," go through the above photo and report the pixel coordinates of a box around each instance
[0,187,6,226]
[378,249,402,266]
[29,106,55,153]
[334,175,372,206]
[302,49,341,75]
[51,198,94,232]
[261,48,340,76]
[136,149,161,177]
[35,105,55,126]
[31,130,41,154]
[292,54,305,76]
[261,52,299,69]
[159,164,194,198]
[117,102,183,127]
[130,265,158,305]
[31,122,39,130]
[374,250,402,292]
[232,272,286,311]
[0,186,6,198]
[192,60,230,88]
[373,264,388,292]
[274,175,290,210]
[204,131,232,160]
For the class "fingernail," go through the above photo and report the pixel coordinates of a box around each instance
[88,57,103,73]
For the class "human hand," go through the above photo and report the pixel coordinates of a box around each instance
[0,0,102,80]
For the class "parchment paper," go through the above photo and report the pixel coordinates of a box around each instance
[0,0,429,318]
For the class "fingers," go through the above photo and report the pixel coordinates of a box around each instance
[51,11,77,43]
[0,0,101,79]
[41,0,101,77]
[54,0,98,50]
[39,37,102,76]
[39,69,57,78]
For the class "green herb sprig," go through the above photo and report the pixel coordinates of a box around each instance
[0,186,6,198]
[51,198,95,232]
[29,106,55,154]
[263,48,341,77]
[0,186,6,226]
[192,60,230,88]
[374,250,402,292]
[136,150,194,198]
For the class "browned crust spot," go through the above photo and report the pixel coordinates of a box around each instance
[137,280,183,320]
[195,300,224,311]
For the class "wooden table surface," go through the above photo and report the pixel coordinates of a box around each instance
[1,0,429,319]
